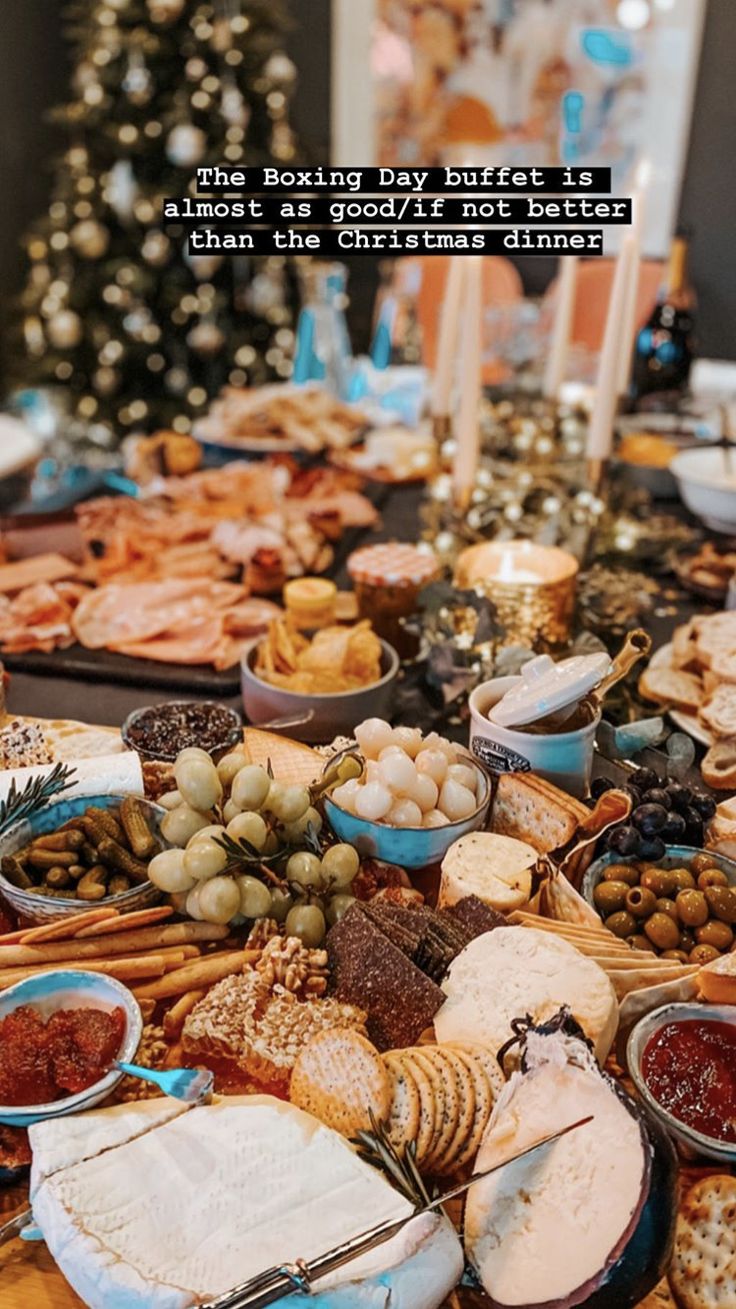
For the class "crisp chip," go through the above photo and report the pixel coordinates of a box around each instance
[255,617,382,694]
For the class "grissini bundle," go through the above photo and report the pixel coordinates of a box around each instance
[73,906,175,938]
[0,921,228,968]
[163,989,207,1040]
[132,950,257,1000]
[0,907,119,947]
[0,955,175,988]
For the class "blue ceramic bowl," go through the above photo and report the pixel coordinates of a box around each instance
[0,793,167,925]
[582,845,736,914]
[0,969,142,1127]
[324,752,491,869]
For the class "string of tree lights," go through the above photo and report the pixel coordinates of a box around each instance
[10,0,300,443]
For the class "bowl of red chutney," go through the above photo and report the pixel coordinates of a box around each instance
[0,970,142,1127]
[627,1002,736,1162]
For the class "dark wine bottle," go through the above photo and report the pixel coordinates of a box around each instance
[632,233,696,401]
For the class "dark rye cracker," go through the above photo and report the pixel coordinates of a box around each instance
[447,895,508,939]
[326,905,444,1051]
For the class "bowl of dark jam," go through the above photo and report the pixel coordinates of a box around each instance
[628,1001,736,1162]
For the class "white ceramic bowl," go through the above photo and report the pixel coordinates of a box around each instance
[323,751,491,869]
[0,970,142,1127]
[0,793,167,925]
[672,447,736,533]
[627,1002,736,1163]
[468,677,600,800]
[241,639,400,744]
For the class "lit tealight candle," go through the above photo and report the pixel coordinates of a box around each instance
[455,540,579,648]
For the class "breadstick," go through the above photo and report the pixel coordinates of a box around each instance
[163,989,207,1040]
[16,908,120,945]
[0,955,172,988]
[155,944,201,962]
[0,922,228,969]
[132,951,255,1000]
[74,906,175,938]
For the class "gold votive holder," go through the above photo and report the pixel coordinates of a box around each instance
[454,539,579,648]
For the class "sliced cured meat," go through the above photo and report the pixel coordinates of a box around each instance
[0,581,85,654]
[222,598,282,636]
[115,618,227,667]
[72,579,244,649]
[114,598,278,668]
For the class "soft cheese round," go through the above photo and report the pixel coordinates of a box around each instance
[31,1095,463,1309]
[465,1058,646,1306]
[434,926,618,1064]
[438,832,537,912]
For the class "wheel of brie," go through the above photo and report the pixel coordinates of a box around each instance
[29,1095,463,1309]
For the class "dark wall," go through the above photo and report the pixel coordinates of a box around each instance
[679,0,736,361]
[1,0,735,361]
[0,0,69,365]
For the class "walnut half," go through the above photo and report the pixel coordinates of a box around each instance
[256,935,329,997]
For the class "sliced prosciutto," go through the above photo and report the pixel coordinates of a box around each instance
[72,579,244,649]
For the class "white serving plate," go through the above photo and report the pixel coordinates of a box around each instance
[648,643,712,746]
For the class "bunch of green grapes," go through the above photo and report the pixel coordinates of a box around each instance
[147,746,359,944]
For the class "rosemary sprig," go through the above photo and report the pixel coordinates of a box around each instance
[352,1110,431,1209]
[0,763,78,835]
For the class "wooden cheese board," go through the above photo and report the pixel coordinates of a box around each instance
[0,715,716,1309]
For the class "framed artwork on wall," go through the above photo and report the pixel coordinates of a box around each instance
[331,0,706,255]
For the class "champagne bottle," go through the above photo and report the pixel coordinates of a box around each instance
[632,233,696,401]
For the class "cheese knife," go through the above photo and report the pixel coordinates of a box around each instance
[202,1114,594,1309]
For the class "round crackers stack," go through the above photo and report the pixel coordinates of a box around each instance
[670,1175,736,1309]
[290,1028,504,1177]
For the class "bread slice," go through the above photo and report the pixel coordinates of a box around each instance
[672,619,701,672]
[695,610,736,668]
[711,649,736,684]
[700,684,736,739]
[702,737,736,789]
[638,667,703,713]
[491,773,587,854]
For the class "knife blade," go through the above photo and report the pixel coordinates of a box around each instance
[203,1114,594,1309]
[0,1208,33,1251]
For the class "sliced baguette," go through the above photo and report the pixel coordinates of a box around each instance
[638,666,703,713]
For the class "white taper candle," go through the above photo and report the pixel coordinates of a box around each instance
[542,255,579,400]
[432,256,467,418]
[453,256,483,507]
[586,234,639,461]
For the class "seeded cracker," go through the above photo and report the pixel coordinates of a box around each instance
[413,1047,459,1172]
[447,895,508,939]
[384,1051,421,1150]
[290,1028,390,1136]
[326,904,445,1050]
[670,1175,736,1309]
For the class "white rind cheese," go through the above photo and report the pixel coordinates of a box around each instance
[30,1095,463,1309]
[434,926,618,1064]
[465,1045,646,1306]
[438,832,537,912]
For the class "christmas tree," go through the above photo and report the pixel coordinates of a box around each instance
[11,0,299,444]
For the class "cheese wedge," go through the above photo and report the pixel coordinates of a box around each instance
[434,926,618,1064]
[465,1036,647,1306]
[30,1095,463,1309]
[438,832,537,913]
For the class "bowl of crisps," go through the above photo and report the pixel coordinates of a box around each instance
[241,619,400,743]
